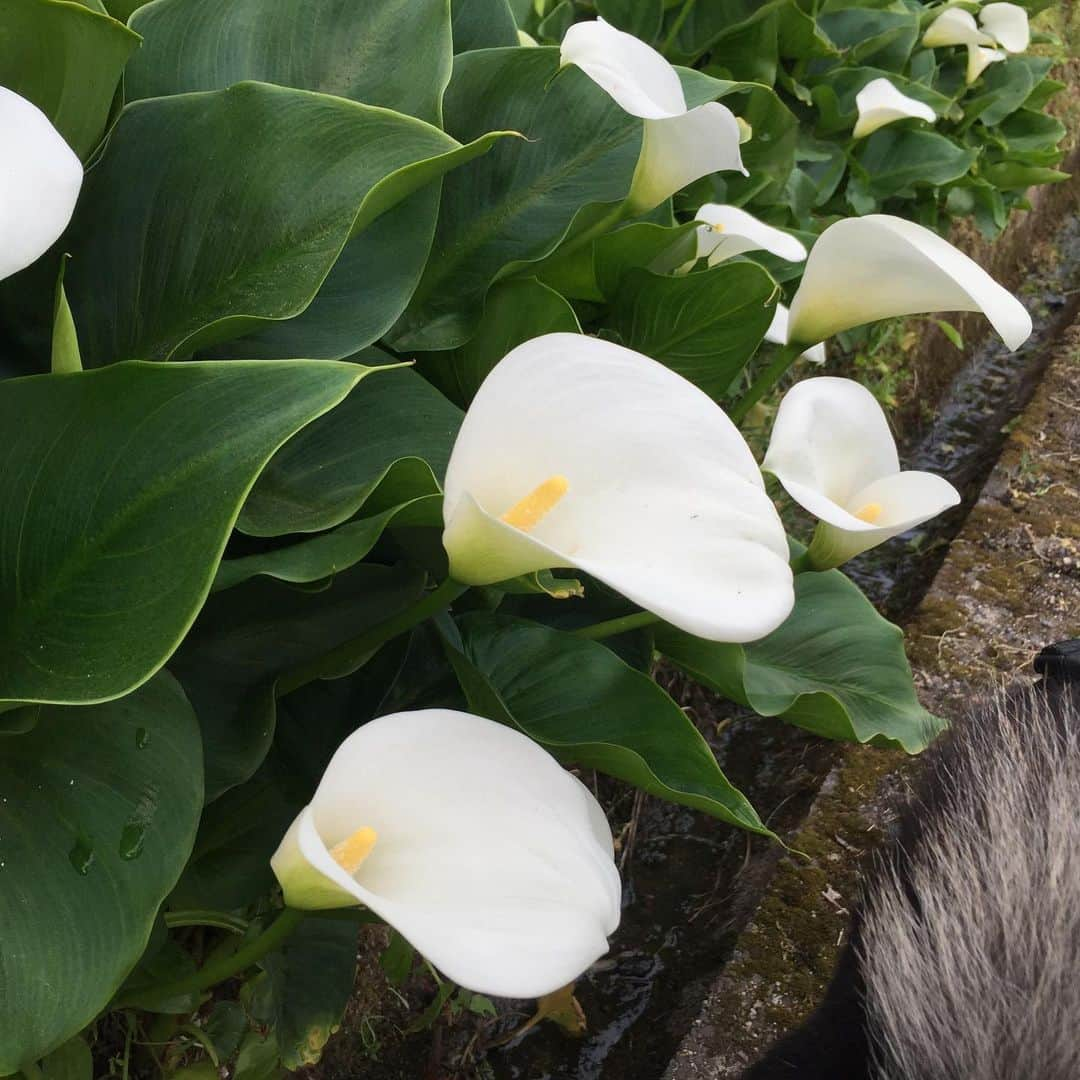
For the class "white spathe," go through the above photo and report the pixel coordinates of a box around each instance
[762,377,961,567]
[786,214,1032,351]
[967,43,1006,82]
[693,204,808,266]
[0,86,82,282]
[442,333,794,643]
[560,18,746,212]
[979,2,1030,51]
[920,8,1007,83]
[272,709,622,1000]
[766,305,827,365]
[852,78,936,139]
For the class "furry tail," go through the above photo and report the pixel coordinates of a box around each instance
[748,648,1080,1080]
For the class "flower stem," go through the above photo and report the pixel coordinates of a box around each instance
[164,909,250,935]
[789,550,816,575]
[113,907,306,1009]
[573,610,660,640]
[662,0,698,57]
[729,341,805,425]
[275,577,468,697]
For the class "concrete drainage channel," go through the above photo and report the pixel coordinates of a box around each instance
[311,113,1080,1080]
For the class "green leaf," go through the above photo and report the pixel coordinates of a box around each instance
[596,0,664,43]
[40,1036,92,1080]
[816,7,919,71]
[593,220,699,299]
[265,918,359,1070]
[171,564,425,800]
[419,278,581,406]
[204,1002,249,1064]
[854,128,977,200]
[65,82,503,366]
[444,613,773,835]
[451,0,519,50]
[50,259,81,375]
[0,674,203,1072]
[656,569,943,753]
[239,368,463,537]
[379,931,416,987]
[982,162,1069,190]
[128,0,452,124]
[607,260,777,398]
[0,359,371,709]
[964,56,1053,127]
[0,0,138,158]
[808,66,951,135]
[667,0,784,60]
[392,48,641,349]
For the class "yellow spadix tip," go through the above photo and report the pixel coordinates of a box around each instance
[854,502,884,524]
[500,475,569,533]
[329,826,377,874]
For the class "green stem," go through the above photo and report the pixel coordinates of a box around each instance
[275,577,468,697]
[789,550,815,575]
[573,610,660,640]
[729,342,805,425]
[113,907,306,1009]
[662,0,698,57]
[164,909,249,935]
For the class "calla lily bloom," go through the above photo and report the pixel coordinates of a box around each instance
[0,86,82,282]
[693,204,808,267]
[560,18,746,212]
[852,78,936,139]
[766,305,827,365]
[762,377,961,568]
[979,2,1030,52]
[272,708,622,999]
[786,214,1032,351]
[442,333,794,642]
[921,8,1006,83]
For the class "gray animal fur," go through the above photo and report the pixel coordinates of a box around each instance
[861,687,1080,1080]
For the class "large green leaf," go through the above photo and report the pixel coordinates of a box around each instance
[0,359,372,708]
[445,613,772,835]
[65,82,502,367]
[128,0,451,124]
[854,128,977,200]
[0,0,138,158]
[451,0,518,51]
[171,564,425,800]
[239,368,463,537]
[656,569,943,753]
[607,260,778,399]
[0,674,202,1072]
[419,277,581,406]
[392,47,641,350]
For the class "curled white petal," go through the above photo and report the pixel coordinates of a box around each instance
[922,7,995,47]
[762,377,960,566]
[694,204,807,265]
[967,42,1006,82]
[272,709,622,999]
[766,305,826,365]
[980,2,1030,51]
[0,86,83,282]
[560,17,685,118]
[852,78,936,139]
[443,333,794,643]
[786,214,1032,351]
[628,104,747,213]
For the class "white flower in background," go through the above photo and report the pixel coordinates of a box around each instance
[979,2,1030,51]
[272,708,621,999]
[786,214,1032,351]
[762,377,961,568]
[442,333,794,643]
[921,6,1014,83]
[0,86,82,282]
[766,305,827,365]
[692,204,808,267]
[560,18,746,212]
[852,78,936,139]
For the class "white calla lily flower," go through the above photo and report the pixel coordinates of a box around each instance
[442,333,794,643]
[0,86,82,282]
[766,305,827,365]
[922,7,995,48]
[967,43,1007,82]
[272,708,622,999]
[693,204,808,267]
[560,18,746,212]
[762,377,961,568]
[786,214,1032,351]
[979,2,1030,51]
[852,78,936,139]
